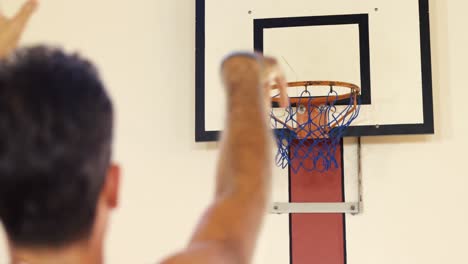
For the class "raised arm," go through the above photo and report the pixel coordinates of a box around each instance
[162,53,287,264]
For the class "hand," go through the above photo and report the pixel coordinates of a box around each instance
[260,55,288,108]
[0,0,38,58]
[222,52,289,108]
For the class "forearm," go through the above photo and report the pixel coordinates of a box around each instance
[188,56,273,263]
[216,60,271,201]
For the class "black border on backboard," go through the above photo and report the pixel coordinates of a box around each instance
[254,14,371,106]
[195,0,434,142]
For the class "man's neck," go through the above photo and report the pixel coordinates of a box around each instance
[9,240,103,264]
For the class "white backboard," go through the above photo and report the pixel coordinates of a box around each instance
[196,0,434,141]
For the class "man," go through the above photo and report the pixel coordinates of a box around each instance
[0,1,288,263]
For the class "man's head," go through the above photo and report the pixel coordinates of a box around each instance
[0,46,119,249]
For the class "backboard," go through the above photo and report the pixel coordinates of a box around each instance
[195,0,434,142]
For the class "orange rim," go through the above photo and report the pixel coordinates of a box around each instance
[271,81,360,105]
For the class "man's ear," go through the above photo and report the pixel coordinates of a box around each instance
[104,163,121,209]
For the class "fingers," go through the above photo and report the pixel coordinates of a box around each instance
[0,0,38,58]
[2,0,38,52]
[275,74,289,108]
[0,0,37,28]
[261,55,289,108]
[12,0,38,26]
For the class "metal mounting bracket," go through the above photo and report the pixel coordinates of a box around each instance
[270,202,360,215]
[270,137,365,215]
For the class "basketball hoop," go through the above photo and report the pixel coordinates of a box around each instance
[270,81,361,172]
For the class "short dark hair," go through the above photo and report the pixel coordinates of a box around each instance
[0,46,113,247]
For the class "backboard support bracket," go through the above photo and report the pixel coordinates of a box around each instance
[270,202,361,215]
[271,143,364,216]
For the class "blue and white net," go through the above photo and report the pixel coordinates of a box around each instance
[271,88,361,173]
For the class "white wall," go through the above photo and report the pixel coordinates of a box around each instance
[345,1,468,263]
[0,0,467,263]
